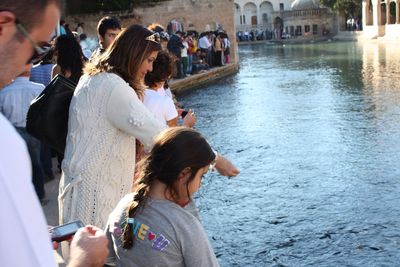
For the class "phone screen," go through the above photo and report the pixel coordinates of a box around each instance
[57,222,81,235]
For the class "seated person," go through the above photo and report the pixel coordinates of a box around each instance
[192,49,209,74]
[144,51,195,127]
[105,127,220,267]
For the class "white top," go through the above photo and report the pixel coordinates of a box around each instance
[181,41,189,58]
[198,36,211,49]
[156,85,173,99]
[0,77,44,127]
[165,88,173,99]
[59,73,166,228]
[224,38,231,48]
[0,114,56,267]
[144,89,178,124]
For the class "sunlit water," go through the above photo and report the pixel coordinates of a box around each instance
[180,41,400,266]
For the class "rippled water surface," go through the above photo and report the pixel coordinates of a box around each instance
[180,41,400,266]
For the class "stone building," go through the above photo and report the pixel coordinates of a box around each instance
[362,0,400,40]
[234,0,294,31]
[64,0,238,62]
[234,0,337,38]
[283,0,337,37]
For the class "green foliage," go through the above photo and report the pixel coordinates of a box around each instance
[67,0,170,14]
[320,0,362,17]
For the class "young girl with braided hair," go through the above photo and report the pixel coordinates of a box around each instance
[105,127,220,267]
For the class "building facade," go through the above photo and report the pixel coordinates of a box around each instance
[234,0,294,31]
[362,0,400,40]
[235,0,337,38]
[65,0,238,61]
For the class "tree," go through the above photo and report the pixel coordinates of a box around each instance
[66,0,170,14]
[320,0,362,18]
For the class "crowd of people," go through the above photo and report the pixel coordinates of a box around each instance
[346,17,362,31]
[0,0,239,266]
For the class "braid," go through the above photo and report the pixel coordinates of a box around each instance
[121,176,153,249]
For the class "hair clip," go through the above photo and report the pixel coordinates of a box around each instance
[146,32,161,44]
[127,218,135,224]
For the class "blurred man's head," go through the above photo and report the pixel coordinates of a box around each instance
[0,0,60,88]
[97,16,121,50]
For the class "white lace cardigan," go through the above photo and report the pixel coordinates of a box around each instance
[58,72,166,228]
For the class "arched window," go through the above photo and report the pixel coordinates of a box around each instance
[380,2,387,25]
[235,3,242,25]
[366,0,374,25]
[260,1,273,27]
[244,2,257,26]
[389,1,396,24]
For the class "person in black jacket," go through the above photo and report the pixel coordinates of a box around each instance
[167,31,184,79]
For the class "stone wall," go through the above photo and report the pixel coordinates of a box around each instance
[282,9,338,36]
[65,0,238,63]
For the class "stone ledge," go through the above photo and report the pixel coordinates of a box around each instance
[170,63,239,95]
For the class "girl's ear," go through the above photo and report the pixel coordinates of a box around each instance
[178,167,191,181]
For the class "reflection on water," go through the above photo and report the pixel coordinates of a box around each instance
[181,41,400,266]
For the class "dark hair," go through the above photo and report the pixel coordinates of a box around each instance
[39,47,54,64]
[54,35,84,84]
[144,50,173,88]
[0,0,60,31]
[121,127,215,249]
[85,24,161,98]
[79,33,87,41]
[97,16,121,38]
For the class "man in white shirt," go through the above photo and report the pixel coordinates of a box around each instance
[198,32,213,66]
[0,68,46,201]
[0,1,109,266]
[198,32,212,51]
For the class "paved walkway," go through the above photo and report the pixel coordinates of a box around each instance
[42,173,61,226]
[41,173,65,266]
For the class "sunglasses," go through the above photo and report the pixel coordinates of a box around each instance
[145,32,161,44]
[15,20,52,64]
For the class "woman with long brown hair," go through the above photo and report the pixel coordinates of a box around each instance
[59,24,239,229]
[59,25,165,228]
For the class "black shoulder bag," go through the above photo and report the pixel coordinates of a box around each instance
[26,74,77,155]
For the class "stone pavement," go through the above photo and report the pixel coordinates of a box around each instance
[41,173,65,266]
[42,173,60,226]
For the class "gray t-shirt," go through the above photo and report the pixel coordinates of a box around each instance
[105,193,220,267]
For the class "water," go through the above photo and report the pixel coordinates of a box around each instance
[180,41,400,266]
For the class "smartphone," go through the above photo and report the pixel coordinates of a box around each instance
[181,110,188,118]
[49,220,84,242]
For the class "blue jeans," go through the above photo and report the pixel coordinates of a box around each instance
[15,127,45,200]
[187,54,193,74]
[40,143,53,176]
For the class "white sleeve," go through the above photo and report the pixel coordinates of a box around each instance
[165,88,173,99]
[0,115,57,267]
[162,97,178,122]
[106,83,167,150]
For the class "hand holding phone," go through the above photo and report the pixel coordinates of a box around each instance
[181,110,188,118]
[49,220,84,242]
